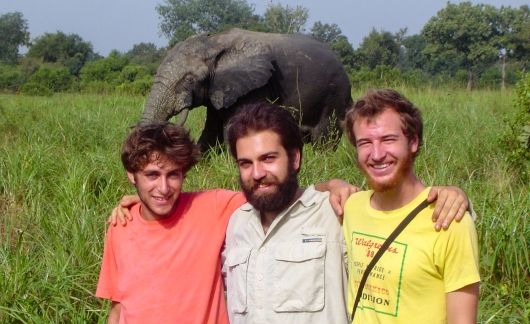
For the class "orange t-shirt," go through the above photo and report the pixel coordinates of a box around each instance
[96,190,245,324]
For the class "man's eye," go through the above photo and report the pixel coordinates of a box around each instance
[238,161,250,168]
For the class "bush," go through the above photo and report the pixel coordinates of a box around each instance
[79,51,129,86]
[20,81,53,96]
[20,65,72,95]
[116,75,153,96]
[118,65,151,84]
[501,73,530,183]
[0,64,25,92]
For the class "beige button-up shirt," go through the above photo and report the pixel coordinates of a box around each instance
[223,186,349,324]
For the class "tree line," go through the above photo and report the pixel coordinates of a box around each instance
[0,1,528,95]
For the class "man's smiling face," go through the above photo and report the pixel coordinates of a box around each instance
[127,153,183,221]
[353,108,418,192]
[235,130,300,214]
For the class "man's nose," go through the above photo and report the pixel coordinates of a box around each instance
[158,177,170,193]
[252,163,266,180]
[371,143,385,161]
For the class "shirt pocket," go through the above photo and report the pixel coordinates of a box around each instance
[225,247,252,314]
[273,236,327,312]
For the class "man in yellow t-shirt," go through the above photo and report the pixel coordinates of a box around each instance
[342,89,480,323]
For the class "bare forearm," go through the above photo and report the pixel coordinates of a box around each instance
[446,283,479,324]
[108,301,121,324]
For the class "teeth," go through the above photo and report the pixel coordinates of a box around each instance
[372,163,390,169]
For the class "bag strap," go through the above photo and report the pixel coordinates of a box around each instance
[350,198,430,321]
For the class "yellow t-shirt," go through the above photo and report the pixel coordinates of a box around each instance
[343,188,480,323]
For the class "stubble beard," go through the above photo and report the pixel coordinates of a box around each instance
[361,154,415,193]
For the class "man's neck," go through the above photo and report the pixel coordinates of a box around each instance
[260,188,303,234]
[371,175,425,211]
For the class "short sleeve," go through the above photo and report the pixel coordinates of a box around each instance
[433,213,480,293]
[95,226,121,301]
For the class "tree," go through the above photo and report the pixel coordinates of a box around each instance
[400,34,428,71]
[262,3,308,33]
[0,12,30,64]
[126,42,167,71]
[422,2,500,90]
[355,29,400,70]
[156,0,257,45]
[26,31,95,75]
[496,5,530,88]
[310,21,342,44]
[310,22,355,70]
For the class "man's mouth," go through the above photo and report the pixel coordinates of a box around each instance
[371,162,391,170]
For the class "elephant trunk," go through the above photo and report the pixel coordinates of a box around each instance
[141,79,192,126]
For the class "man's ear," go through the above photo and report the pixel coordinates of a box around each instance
[126,171,136,185]
[409,135,419,154]
[292,149,301,172]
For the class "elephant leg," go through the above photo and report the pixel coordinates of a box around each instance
[198,106,225,153]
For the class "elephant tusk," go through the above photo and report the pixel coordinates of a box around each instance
[176,108,189,126]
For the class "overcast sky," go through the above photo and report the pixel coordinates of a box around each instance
[1,0,527,56]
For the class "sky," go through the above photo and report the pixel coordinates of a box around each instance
[1,0,527,56]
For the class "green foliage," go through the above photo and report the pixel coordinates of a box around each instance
[399,34,428,71]
[262,3,308,34]
[126,42,167,73]
[116,75,153,96]
[354,29,400,70]
[310,22,355,71]
[26,31,95,76]
[422,2,501,89]
[497,5,530,70]
[0,64,25,92]
[156,0,257,44]
[0,12,30,64]
[501,73,530,183]
[310,21,342,44]
[19,65,73,95]
[79,51,129,88]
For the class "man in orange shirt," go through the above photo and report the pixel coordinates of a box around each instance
[96,123,245,323]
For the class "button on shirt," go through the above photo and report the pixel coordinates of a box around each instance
[222,186,349,324]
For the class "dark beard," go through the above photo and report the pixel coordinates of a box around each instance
[240,167,299,215]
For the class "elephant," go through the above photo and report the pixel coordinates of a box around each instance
[142,28,352,152]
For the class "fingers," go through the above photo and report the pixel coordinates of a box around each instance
[330,194,344,218]
[431,186,468,231]
[119,195,140,209]
[108,206,120,226]
[107,195,137,227]
[426,187,439,203]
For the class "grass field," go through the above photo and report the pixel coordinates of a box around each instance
[0,89,528,323]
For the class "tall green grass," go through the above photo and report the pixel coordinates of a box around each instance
[0,90,528,323]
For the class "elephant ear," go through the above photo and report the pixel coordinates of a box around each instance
[209,42,274,110]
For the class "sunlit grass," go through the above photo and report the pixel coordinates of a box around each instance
[0,90,528,322]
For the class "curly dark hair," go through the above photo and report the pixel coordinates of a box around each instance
[121,121,200,174]
[344,88,423,157]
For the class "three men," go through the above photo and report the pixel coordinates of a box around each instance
[342,89,480,323]
[97,100,471,323]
